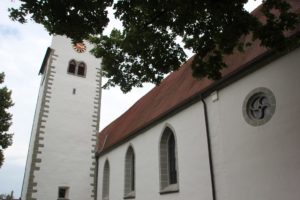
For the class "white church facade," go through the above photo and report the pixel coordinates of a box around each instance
[96,43,300,200]
[96,46,300,200]
[22,1,300,200]
[95,2,300,200]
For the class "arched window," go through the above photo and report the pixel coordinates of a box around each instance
[77,62,86,76]
[67,60,87,77]
[168,134,177,184]
[124,146,135,198]
[68,60,76,74]
[159,127,179,193]
[102,160,110,200]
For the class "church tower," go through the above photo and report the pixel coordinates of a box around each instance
[21,36,102,200]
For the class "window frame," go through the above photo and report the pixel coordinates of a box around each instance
[77,62,87,77]
[102,159,110,200]
[67,59,87,78]
[57,186,69,200]
[124,146,136,199]
[67,59,77,74]
[168,133,177,184]
[159,126,179,194]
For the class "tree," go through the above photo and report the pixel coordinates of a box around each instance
[9,0,299,92]
[0,191,14,200]
[0,72,13,168]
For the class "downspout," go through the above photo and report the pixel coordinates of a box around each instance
[201,96,216,200]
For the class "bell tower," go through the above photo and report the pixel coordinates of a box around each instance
[21,35,102,200]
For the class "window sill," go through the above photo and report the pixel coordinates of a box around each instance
[160,184,179,195]
[124,191,135,199]
[67,72,86,78]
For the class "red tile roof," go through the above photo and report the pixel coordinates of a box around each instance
[97,0,300,153]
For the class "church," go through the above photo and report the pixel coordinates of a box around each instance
[22,1,300,200]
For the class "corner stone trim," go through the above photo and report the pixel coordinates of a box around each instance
[91,67,102,200]
[26,50,56,200]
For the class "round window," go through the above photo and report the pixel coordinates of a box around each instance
[242,87,276,126]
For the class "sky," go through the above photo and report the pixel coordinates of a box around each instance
[0,0,261,197]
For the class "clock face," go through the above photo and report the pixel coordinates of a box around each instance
[73,42,86,53]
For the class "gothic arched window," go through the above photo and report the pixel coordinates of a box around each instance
[168,134,177,184]
[124,146,135,198]
[159,127,179,194]
[102,160,110,200]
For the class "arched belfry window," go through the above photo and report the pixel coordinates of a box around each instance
[102,160,110,200]
[124,146,135,198]
[159,127,179,194]
[67,59,87,77]
[77,62,86,76]
[68,59,76,74]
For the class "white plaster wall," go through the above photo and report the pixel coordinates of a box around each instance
[21,68,48,200]
[32,35,101,200]
[97,47,300,200]
[97,103,213,200]
[206,47,300,200]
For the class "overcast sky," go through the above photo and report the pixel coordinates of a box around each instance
[0,0,261,197]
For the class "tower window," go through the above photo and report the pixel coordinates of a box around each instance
[58,187,69,199]
[68,60,76,74]
[77,62,86,76]
[67,59,87,77]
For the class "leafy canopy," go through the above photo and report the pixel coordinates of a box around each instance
[9,0,299,92]
[0,72,13,168]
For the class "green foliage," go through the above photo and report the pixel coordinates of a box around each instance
[9,0,113,43]
[9,0,300,92]
[0,73,13,168]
